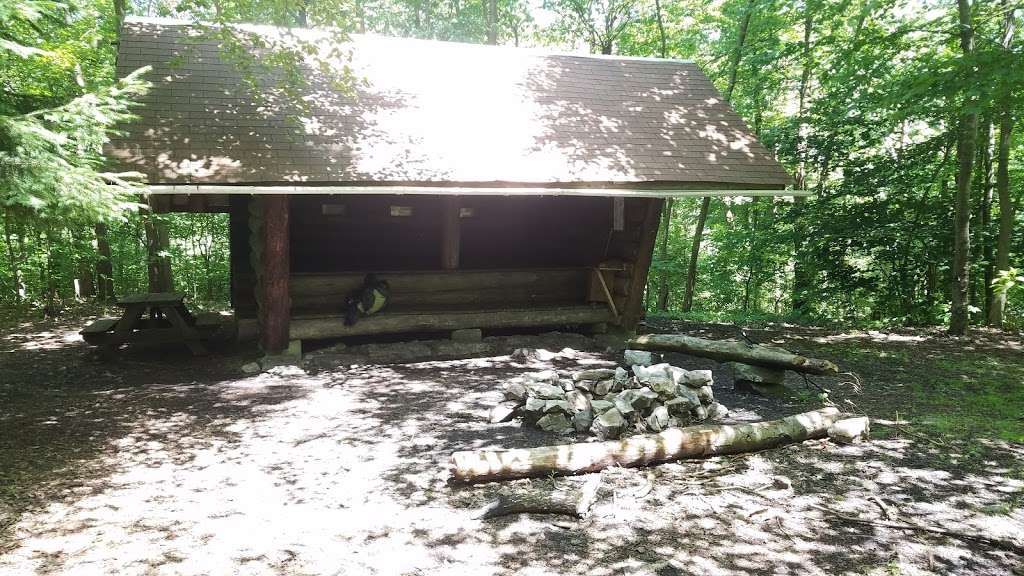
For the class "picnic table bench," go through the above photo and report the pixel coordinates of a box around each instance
[81,292,215,356]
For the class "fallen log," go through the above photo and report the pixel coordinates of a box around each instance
[627,334,839,375]
[450,407,842,484]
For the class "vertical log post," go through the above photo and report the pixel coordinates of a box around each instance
[261,195,290,354]
[441,196,460,270]
[621,198,664,332]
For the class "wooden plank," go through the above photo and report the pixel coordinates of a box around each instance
[620,198,663,332]
[441,196,460,270]
[261,195,290,353]
[240,305,613,340]
[287,268,590,296]
[117,292,185,306]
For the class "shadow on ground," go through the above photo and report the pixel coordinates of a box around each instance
[0,314,1021,574]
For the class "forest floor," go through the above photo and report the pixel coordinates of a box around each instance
[0,310,1022,575]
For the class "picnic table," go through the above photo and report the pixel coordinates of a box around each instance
[81,292,210,356]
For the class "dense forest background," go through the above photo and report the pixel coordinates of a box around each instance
[1,0,1022,330]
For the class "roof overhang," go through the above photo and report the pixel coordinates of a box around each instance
[146,185,808,198]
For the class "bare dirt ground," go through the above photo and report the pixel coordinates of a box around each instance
[1,312,1022,575]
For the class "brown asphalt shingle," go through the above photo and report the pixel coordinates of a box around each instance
[108,18,792,188]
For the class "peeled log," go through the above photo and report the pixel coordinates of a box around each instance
[628,334,839,375]
[450,407,841,483]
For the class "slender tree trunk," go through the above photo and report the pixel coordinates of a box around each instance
[2,211,25,302]
[486,0,497,44]
[144,210,174,293]
[95,223,115,302]
[792,5,815,313]
[949,0,977,336]
[681,0,753,312]
[655,199,674,311]
[989,2,1016,327]
[654,0,667,58]
[977,117,995,318]
[681,197,710,312]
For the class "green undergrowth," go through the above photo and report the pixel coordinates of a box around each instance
[827,343,1024,444]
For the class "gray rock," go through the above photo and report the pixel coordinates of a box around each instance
[696,385,714,405]
[489,401,519,423]
[590,399,615,414]
[544,399,571,414]
[575,380,595,393]
[573,368,616,382]
[451,328,483,342]
[559,379,576,392]
[650,379,678,400]
[241,362,262,374]
[572,409,594,433]
[624,349,655,367]
[565,390,593,413]
[591,408,626,439]
[537,413,573,434]
[522,397,547,422]
[707,402,730,420]
[646,405,671,432]
[524,370,560,385]
[594,379,615,396]
[503,382,528,403]
[526,383,566,400]
[614,366,630,386]
[727,362,785,385]
[664,397,694,417]
[613,390,639,416]
[633,363,672,385]
[511,348,559,362]
[634,387,659,411]
[828,417,870,444]
[691,405,709,421]
[670,367,714,388]
[674,385,701,409]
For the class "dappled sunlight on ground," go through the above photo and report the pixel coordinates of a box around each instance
[1,316,1022,574]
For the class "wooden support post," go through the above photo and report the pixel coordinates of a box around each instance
[261,195,290,354]
[620,198,663,332]
[441,196,460,270]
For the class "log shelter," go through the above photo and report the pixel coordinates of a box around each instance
[108,18,795,353]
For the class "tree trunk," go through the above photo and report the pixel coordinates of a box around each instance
[681,196,710,312]
[95,223,115,302]
[449,408,842,483]
[989,2,1016,327]
[681,0,753,313]
[486,0,497,44]
[977,117,994,319]
[949,0,977,336]
[2,211,25,302]
[144,212,174,293]
[627,333,839,374]
[792,4,815,312]
[655,198,674,311]
[654,0,667,58]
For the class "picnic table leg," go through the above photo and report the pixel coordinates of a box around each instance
[102,303,146,358]
[163,304,207,356]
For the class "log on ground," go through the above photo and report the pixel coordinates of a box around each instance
[450,407,842,484]
[628,334,839,375]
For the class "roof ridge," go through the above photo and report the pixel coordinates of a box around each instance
[122,15,697,65]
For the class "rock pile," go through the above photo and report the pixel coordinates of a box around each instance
[490,353,728,440]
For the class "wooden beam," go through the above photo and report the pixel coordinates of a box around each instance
[243,305,614,340]
[260,195,290,353]
[620,198,663,332]
[441,196,460,270]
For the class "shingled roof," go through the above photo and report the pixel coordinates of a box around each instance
[109,18,791,190]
